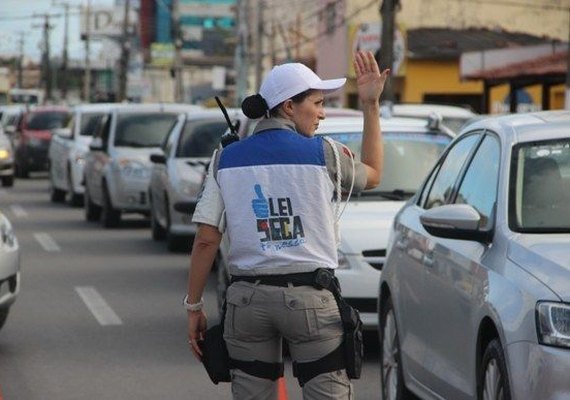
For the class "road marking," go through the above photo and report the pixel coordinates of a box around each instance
[10,204,28,218]
[75,286,123,326]
[33,233,61,252]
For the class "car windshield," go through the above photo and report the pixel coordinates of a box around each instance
[114,113,179,147]
[79,112,106,136]
[323,131,451,200]
[512,138,570,232]
[27,111,71,130]
[176,119,226,158]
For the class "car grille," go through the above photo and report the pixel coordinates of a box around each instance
[362,249,386,271]
[344,297,377,313]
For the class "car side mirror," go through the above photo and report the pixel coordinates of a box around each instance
[174,201,197,214]
[420,204,493,243]
[150,153,166,164]
[89,137,104,151]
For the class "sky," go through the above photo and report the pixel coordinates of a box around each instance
[0,0,116,62]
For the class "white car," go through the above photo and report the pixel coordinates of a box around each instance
[0,126,14,187]
[217,115,454,328]
[387,103,477,133]
[149,108,242,251]
[0,211,20,331]
[48,103,117,205]
[83,103,202,228]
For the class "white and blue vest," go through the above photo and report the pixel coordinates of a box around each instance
[217,128,338,275]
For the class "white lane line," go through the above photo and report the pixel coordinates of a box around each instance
[10,204,29,218]
[33,232,61,252]
[75,286,123,326]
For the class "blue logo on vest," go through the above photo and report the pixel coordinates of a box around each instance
[251,184,306,251]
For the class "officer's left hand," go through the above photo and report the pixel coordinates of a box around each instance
[188,310,207,360]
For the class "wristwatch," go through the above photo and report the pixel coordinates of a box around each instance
[183,295,204,312]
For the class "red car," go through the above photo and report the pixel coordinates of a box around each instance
[14,106,71,178]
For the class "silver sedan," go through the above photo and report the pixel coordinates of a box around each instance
[378,111,570,400]
[0,211,20,331]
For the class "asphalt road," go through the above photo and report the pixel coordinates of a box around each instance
[0,176,383,400]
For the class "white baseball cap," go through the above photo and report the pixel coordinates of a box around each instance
[259,63,346,110]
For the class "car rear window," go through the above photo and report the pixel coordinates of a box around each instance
[323,131,451,200]
[511,138,570,232]
[176,119,226,157]
[27,111,71,130]
[114,113,179,147]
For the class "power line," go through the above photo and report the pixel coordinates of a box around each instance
[440,0,570,11]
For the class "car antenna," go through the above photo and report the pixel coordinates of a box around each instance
[215,96,240,148]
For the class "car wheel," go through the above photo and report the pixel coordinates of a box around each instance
[1,175,14,187]
[216,253,229,315]
[150,194,166,241]
[0,307,9,331]
[478,338,511,400]
[380,297,413,400]
[49,175,66,202]
[165,197,189,252]
[84,184,101,222]
[101,183,121,228]
[16,162,28,179]
[66,165,83,207]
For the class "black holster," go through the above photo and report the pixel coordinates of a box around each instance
[197,307,231,384]
[314,268,363,380]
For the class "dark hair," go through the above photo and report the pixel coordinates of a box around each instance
[241,89,315,119]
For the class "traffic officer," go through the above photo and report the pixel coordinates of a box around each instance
[186,50,389,399]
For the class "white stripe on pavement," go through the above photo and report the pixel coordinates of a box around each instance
[10,204,28,218]
[75,286,123,326]
[33,232,61,252]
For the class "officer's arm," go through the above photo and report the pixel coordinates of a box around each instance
[353,50,390,189]
[187,223,222,305]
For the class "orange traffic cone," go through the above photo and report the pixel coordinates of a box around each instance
[277,377,289,399]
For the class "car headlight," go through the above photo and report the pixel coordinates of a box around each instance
[117,159,149,179]
[0,149,10,160]
[0,217,16,247]
[179,179,201,197]
[74,154,86,166]
[537,301,570,348]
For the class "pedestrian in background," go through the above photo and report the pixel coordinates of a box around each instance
[185,50,389,399]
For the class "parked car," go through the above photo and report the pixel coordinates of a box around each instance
[0,126,14,187]
[386,103,477,133]
[0,210,20,331]
[216,115,454,327]
[83,103,202,228]
[149,108,241,251]
[13,106,71,178]
[378,111,570,400]
[48,103,118,205]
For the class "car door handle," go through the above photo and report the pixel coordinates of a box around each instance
[422,252,434,267]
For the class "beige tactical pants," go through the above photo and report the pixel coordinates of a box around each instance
[223,281,353,400]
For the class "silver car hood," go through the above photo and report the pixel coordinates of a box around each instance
[338,200,404,253]
[508,235,570,302]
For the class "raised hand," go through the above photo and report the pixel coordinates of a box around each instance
[353,50,390,105]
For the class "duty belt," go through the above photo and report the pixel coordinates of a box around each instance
[230,269,335,289]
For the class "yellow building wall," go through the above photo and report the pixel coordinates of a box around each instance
[488,84,566,113]
[402,60,482,102]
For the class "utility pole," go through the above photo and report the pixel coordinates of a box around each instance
[235,0,249,106]
[255,0,264,91]
[17,32,25,88]
[566,7,570,110]
[379,0,397,103]
[33,14,54,102]
[54,1,70,100]
[118,0,131,102]
[172,0,184,103]
[84,0,91,102]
